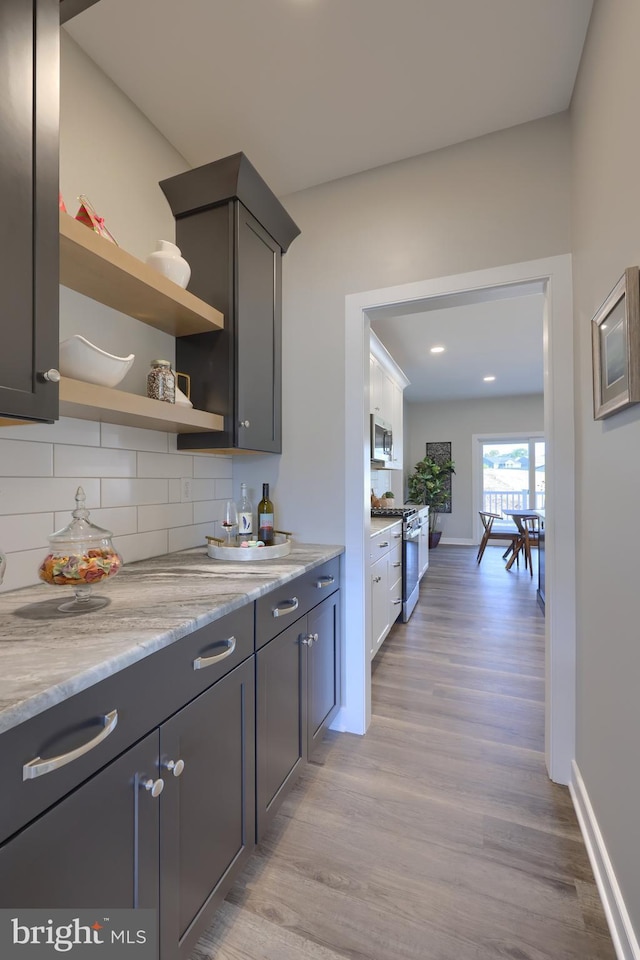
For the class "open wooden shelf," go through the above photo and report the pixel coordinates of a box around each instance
[59,378,224,434]
[59,212,224,337]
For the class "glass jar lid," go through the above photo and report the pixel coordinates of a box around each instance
[150,359,172,368]
[48,486,114,550]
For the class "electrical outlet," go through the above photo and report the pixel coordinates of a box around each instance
[181,478,192,502]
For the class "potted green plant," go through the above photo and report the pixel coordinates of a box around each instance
[406,455,456,548]
[381,490,395,506]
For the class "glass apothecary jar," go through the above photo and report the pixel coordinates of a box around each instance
[38,487,123,612]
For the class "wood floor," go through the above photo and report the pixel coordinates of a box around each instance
[192,545,615,960]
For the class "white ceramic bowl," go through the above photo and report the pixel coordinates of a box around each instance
[59,336,135,388]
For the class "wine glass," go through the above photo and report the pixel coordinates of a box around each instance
[221,500,238,545]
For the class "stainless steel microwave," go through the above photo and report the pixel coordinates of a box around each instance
[370,414,393,465]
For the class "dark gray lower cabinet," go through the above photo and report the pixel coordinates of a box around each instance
[256,590,341,840]
[307,591,341,758]
[0,730,160,911]
[0,652,255,960]
[160,657,255,960]
[0,559,341,957]
[256,619,305,838]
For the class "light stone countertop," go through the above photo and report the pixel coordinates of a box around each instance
[0,542,343,736]
[370,517,403,536]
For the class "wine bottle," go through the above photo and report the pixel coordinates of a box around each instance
[237,483,253,537]
[257,483,275,546]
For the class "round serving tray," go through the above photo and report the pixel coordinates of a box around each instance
[205,532,291,561]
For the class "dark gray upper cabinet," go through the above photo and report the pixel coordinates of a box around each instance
[0,0,59,423]
[59,0,100,23]
[160,153,300,454]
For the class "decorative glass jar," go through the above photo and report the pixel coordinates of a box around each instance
[38,487,123,612]
[147,359,175,403]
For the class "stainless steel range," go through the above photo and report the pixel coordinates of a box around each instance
[371,506,421,621]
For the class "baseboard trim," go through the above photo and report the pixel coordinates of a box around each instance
[570,760,639,960]
[440,537,475,546]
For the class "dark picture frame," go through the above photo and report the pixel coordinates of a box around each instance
[425,441,452,513]
[592,266,640,419]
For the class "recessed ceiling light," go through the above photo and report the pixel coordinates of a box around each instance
[483,376,496,382]
[430,346,445,354]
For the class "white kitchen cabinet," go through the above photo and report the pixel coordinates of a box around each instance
[417,506,430,581]
[370,520,403,659]
[370,332,409,470]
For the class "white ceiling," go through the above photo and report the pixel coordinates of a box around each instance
[64,0,590,401]
[371,287,545,403]
[64,0,593,197]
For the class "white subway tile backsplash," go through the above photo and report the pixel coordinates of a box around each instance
[100,423,169,453]
[0,478,100,515]
[54,506,138,538]
[101,479,169,508]
[54,444,136,478]
[192,456,233,479]
[0,548,44,593]
[0,439,53,477]
[113,530,169,564]
[138,502,193,533]
[137,451,194,479]
[193,500,224,525]
[190,479,215,502]
[214,478,233,500]
[0,514,53,552]
[167,522,214,554]
[0,417,101,446]
[0,414,237,592]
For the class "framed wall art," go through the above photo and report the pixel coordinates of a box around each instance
[425,441,452,513]
[592,266,640,419]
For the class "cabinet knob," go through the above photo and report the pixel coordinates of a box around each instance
[300,634,313,646]
[142,777,164,798]
[239,420,250,428]
[373,576,382,583]
[40,368,60,383]
[164,759,185,778]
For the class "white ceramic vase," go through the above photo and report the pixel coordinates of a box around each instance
[146,240,191,288]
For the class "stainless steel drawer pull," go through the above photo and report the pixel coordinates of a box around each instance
[22,709,119,781]
[378,541,389,548]
[272,597,299,618]
[394,533,402,539]
[373,576,382,583]
[315,575,335,588]
[193,636,236,670]
[392,598,402,605]
[393,561,402,568]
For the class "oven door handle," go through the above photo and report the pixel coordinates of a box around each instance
[404,528,420,540]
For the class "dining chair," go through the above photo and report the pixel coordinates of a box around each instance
[520,515,540,576]
[477,511,520,564]
[505,513,540,575]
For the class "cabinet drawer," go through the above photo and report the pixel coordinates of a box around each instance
[0,603,253,845]
[370,524,402,562]
[255,557,340,649]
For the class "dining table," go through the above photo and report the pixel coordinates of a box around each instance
[503,509,545,575]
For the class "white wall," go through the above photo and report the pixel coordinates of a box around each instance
[570,0,640,946]
[237,113,571,545]
[0,36,236,593]
[405,394,544,541]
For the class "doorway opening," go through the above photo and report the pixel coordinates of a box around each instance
[343,255,575,784]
